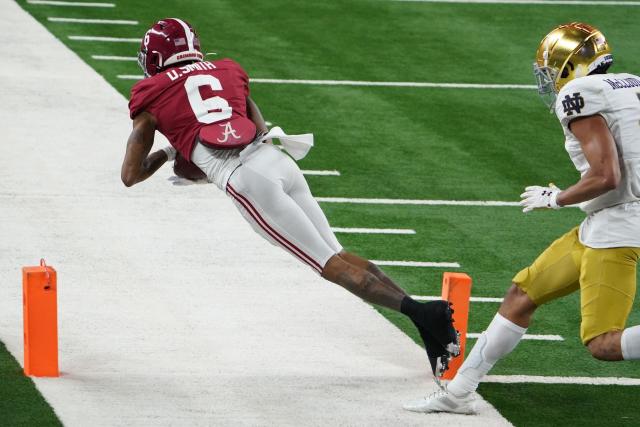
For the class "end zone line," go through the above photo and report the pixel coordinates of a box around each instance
[412,295,503,302]
[27,0,115,6]
[331,227,416,235]
[301,170,341,176]
[372,260,460,268]
[92,55,137,61]
[468,333,563,341]
[69,36,139,43]
[316,197,520,206]
[484,375,640,386]
[393,0,640,5]
[49,17,138,24]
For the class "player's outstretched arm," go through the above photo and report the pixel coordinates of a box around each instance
[556,114,621,206]
[121,111,170,187]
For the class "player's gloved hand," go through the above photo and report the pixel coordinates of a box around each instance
[519,184,562,213]
[161,146,177,162]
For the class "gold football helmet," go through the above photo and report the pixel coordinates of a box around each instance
[533,22,613,109]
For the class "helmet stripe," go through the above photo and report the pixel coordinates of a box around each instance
[171,18,194,51]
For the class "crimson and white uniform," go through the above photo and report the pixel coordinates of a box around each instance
[129,59,342,273]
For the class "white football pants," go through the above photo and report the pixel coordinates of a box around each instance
[192,142,342,273]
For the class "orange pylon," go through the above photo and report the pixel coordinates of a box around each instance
[22,259,59,377]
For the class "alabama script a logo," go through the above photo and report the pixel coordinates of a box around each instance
[217,122,241,143]
[562,92,585,116]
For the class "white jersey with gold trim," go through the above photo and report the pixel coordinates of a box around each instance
[555,72,640,248]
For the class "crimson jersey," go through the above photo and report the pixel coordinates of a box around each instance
[129,58,256,160]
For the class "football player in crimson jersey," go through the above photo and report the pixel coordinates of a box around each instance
[121,18,460,381]
[405,23,640,414]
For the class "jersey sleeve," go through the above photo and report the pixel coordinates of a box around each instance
[555,77,607,129]
[226,58,250,97]
[128,79,157,119]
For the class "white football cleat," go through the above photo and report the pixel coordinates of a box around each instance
[403,388,476,414]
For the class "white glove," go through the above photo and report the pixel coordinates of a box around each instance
[161,146,177,161]
[519,184,562,213]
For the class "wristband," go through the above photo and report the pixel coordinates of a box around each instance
[549,190,561,209]
[162,146,177,161]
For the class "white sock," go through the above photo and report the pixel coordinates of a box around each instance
[447,313,527,396]
[621,325,640,360]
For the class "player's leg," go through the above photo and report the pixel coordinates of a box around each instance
[405,227,584,413]
[338,251,408,296]
[281,150,458,372]
[226,145,405,309]
[580,246,640,361]
[284,161,408,296]
[229,145,458,372]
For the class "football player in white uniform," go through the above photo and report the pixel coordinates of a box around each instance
[404,22,640,414]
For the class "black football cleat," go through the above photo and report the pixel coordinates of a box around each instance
[418,300,460,356]
[411,300,461,386]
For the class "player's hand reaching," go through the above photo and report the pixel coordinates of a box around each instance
[519,184,562,213]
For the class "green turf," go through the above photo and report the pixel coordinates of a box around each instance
[477,383,640,427]
[9,0,640,425]
[0,341,62,426]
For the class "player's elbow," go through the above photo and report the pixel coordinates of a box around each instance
[601,169,621,191]
[121,171,137,187]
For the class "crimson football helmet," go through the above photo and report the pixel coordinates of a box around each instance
[138,18,204,77]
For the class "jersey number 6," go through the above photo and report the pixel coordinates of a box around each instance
[184,75,232,124]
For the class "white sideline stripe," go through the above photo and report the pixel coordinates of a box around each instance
[48,17,137,24]
[92,55,137,61]
[301,169,341,176]
[412,295,503,302]
[331,227,416,235]
[115,74,535,89]
[69,36,139,42]
[372,260,460,268]
[27,0,114,6]
[484,375,640,386]
[316,197,520,206]
[394,0,640,4]
[251,78,536,89]
[468,333,564,341]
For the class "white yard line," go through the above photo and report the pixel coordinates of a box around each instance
[372,260,460,268]
[317,197,520,206]
[27,0,114,6]
[101,57,136,61]
[116,74,535,89]
[301,170,341,176]
[484,375,640,385]
[393,0,640,5]
[412,295,503,302]
[48,17,138,24]
[331,227,416,235]
[251,78,536,89]
[468,333,563,341]
[69,36,139,42]
[92,55,137,61]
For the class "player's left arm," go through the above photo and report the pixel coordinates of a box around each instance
[555,114,621,206]
[121,111,174,187]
